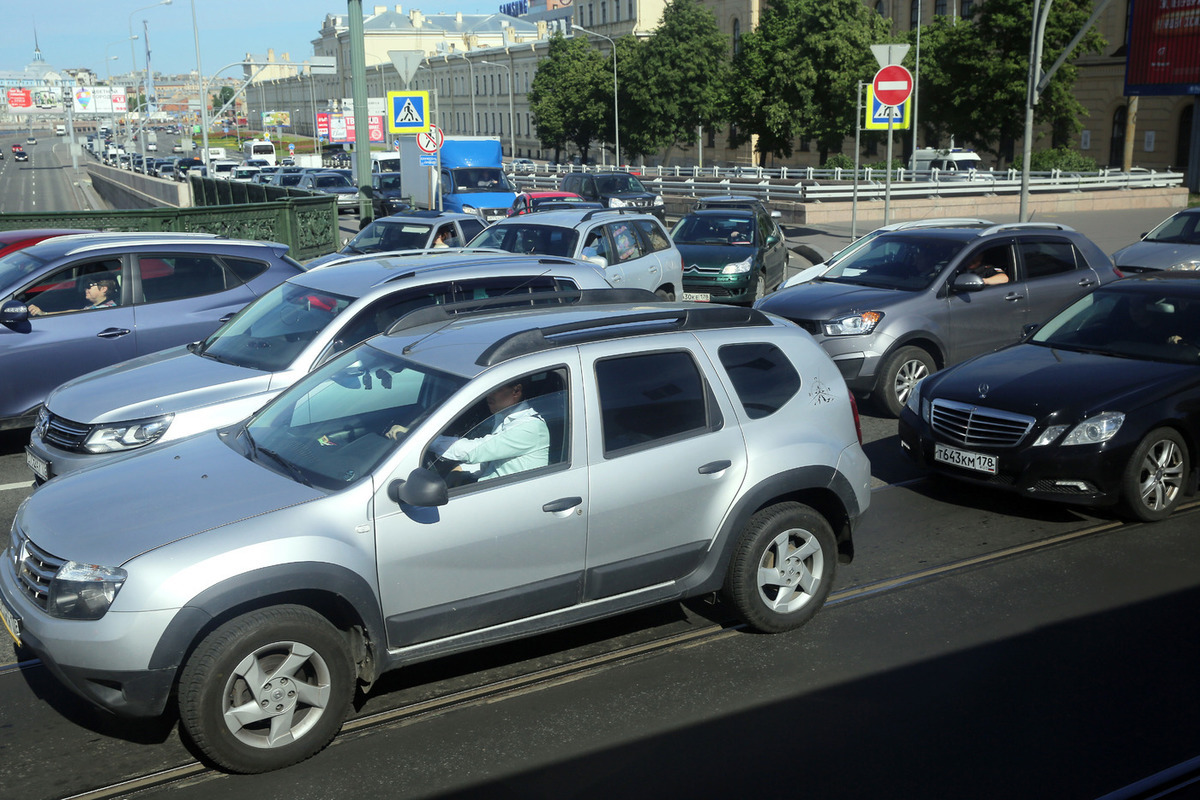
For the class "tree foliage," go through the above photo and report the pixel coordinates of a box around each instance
[726,0,893,164]
[528,32,609,162]
[622,0,731,161]
[913,0,1105,166]
[211,86,236,114]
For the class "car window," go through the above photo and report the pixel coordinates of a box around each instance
[717,343,801,420]
[16,258,124,314]
[355,221,434,252]
[958,244,1015,284]
[320,288,448,362]
[457,218,486,241]
[607,221,645,264]
[470,223,578,257]
[595,350,718,456]
[424,368,568,488]
[1144,212,1200,244]
[222,257,270,285]
[203,282,354,371]
[582,229,610,262]
[1019,239,1080,279]
[633,219,671,252]
[452,275,563,301]
[757,213,776,244]
[137,254,231,303]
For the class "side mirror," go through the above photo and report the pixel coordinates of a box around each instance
[1020,322,1040,341]
[951,272,986,292]
[1,299,30,324]
[388,468,448,507]
[583,255,609,269]
[1139,231,1148,240]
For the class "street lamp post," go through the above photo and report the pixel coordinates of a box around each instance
[480,61,515,159]
[106,38,135,138]
[572,25,620,168]
[455,51,477,135]
[128,0,172,156]
[189,0,211,166]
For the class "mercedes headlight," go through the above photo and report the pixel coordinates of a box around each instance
[822,311,883,336]
[47,561,127,619]
[1060,412,1125,446]
[721,258,754,275]
[83,414,173,453]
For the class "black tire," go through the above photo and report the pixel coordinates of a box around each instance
[655,287,675,302]
[1119,427,1189,522]
[723,502,837,633]
[877,346,935,418]
[178,605,355,774]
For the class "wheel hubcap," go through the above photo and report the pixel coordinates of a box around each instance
[222,641,333,749]
[757,528,824,614]
[893,360,929,406]
[1138,439,1184,511]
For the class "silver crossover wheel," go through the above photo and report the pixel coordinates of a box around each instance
[179,605,355,773]
[879,346,935,418]
[724,502,837,633]
[1120,428,1188,522]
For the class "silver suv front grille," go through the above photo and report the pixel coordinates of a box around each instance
[930,399,1035,447]
[10,526,64,610]
[43,413,91,452]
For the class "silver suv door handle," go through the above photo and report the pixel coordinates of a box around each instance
[542,497,582,513]
[698,460,732,475]
[97,328,132,339]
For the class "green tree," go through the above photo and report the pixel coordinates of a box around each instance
[623,0,730,162]
[913,0,1104,166]
[528,32,608,163]
[727,0,892,164]
[211,86,236,114]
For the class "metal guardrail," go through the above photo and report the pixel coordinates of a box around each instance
[510,164,1184,206]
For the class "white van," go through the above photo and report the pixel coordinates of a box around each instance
[910,147,983,174]
[211,159,239,180]
[371,151,400,173]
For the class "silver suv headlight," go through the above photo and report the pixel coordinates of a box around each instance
[47,561,127,619]
[83,414,173,453]
[1166,259,1200,271]
[822,311,883,336]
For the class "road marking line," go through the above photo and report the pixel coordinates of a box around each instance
[0,482,32,492]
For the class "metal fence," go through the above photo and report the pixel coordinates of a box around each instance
[511,163,1185,206]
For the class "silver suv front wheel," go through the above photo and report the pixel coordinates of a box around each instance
[178,605,356,773]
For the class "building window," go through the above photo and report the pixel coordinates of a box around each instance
[876,0,888,17]
[732,19,741,56]
[601,1,607,24]
[935,0,947,14]
[961,0,975,17]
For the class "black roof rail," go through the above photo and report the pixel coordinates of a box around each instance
[385,287,659,336]
[477,304,773,366]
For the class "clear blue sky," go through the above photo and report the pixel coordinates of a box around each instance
[9,2,503,79]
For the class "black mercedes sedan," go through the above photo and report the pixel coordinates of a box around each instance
[899,272,1200,521]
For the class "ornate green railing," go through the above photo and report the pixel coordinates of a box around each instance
[0,177,339,262]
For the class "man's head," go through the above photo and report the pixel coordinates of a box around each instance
[486,381,524,414]
[84,274,117,306]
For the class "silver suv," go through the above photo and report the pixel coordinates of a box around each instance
[1,292,869,773]
[27,251,612,482]
[756,223,1121,416]
[467,208,682,300]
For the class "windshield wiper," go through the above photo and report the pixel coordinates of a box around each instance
[255,444,313,486]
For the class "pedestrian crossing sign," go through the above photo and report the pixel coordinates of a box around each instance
[387,91,430,134]
[865,86,911,130]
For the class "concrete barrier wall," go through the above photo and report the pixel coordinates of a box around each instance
[87,164,190,210]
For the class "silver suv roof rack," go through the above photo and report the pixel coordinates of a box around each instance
[978,222,1075,236]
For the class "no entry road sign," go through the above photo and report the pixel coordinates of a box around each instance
[872,64,913,107]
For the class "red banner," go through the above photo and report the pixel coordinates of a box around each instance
[6,88,33,109]
[1125,0,1200,95]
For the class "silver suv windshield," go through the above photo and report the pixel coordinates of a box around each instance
[348,220,433,253]
[821,234,966,291]
[197,282,354,372]
[240,344,466,490]
[467,223,578,257]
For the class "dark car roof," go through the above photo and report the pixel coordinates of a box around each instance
[1106,271,1200,294]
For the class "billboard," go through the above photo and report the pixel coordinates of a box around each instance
[316,112,385,144]
[1125,0,1200,95]
[72,86,128,115]
[262,110,292,127]
[5,86,64,114]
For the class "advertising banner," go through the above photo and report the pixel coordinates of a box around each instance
[262,110,292,127]
[5,86,63,114]
[72,86,128,115]
[1125,0,1200,95]
[317,112,385,144]
[6,88,33,109]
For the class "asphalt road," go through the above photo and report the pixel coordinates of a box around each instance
[1,151,1197,798]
